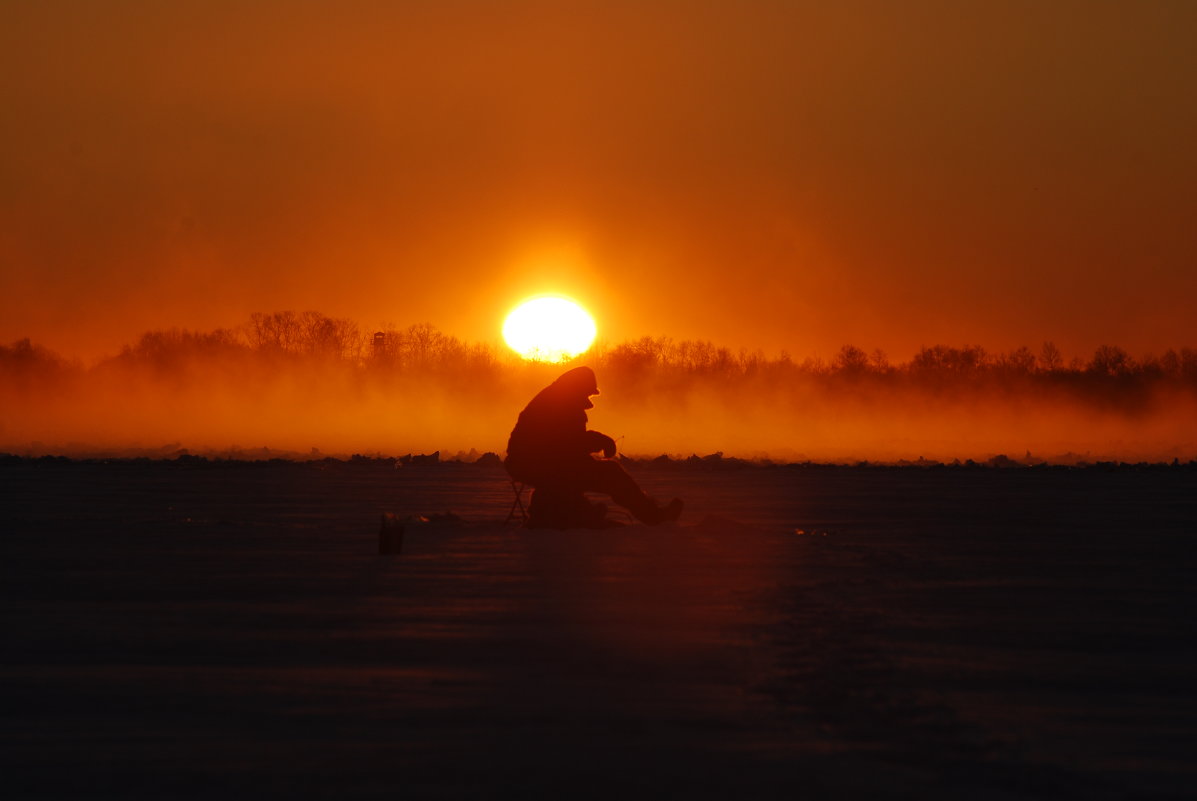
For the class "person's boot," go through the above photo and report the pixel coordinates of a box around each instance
[654,497,683,525]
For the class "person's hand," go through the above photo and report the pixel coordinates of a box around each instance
[586,430,618,458]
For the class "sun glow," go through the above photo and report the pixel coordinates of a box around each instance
[503,296,597,362]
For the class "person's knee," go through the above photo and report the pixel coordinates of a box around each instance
[583,458,640,494]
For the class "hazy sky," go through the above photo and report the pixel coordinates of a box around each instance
[3,0,1195,361]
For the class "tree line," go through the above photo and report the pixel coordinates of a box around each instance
[3,311,1196,386]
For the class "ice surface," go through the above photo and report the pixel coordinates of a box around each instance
[2,459,1194,799]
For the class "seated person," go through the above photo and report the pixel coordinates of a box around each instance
[505,366,683,528]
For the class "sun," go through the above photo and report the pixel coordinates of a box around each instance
[503,296,597,362]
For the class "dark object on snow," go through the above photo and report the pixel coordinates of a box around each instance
[399,451,440,466]
[379,512,465,553]
[379,513,406,554]
[475,451,503,468]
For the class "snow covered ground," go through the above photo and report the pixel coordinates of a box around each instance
[3,458,1194,799]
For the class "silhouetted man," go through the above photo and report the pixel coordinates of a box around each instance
[506,366,683,528]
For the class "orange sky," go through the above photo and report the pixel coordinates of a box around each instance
[3,0,1195,363]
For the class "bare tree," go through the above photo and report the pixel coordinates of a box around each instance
[1089,344,1133,377]
[1159,349,1181,377]
[835,345,870,373]
[297,311,361,361]
[1039,341,1063,372]
[998,346,1037,374]
[248,311,302,354]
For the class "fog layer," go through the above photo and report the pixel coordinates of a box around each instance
[3,315,1194,463]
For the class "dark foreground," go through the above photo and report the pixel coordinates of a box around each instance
[3,458,1195,799]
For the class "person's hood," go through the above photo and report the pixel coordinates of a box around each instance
[552,366,599,397]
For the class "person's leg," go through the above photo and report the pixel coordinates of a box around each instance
[577,459,682,525]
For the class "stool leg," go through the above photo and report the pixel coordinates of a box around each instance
[505,481,529,525]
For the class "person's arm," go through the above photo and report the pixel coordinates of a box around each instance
[584,430,617,458]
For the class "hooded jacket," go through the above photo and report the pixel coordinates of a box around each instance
[505,366,613,483]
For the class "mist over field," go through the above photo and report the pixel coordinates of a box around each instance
[3,312,1195,463]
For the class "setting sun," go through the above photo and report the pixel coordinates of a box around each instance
[502,296,597,362]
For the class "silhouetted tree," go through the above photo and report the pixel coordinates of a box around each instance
[911,345,989,375]
[1039,341,1063,372]
[248,311,302,353]
[1159,349,1182,378]
[671,339,722,372]
[0,338,72,384]
[1089,345,1133,377]
[297,311,360,361]
[119,328,245,371]
[996,346,1036,375]
[1,338,46,368]
[605,336,671,374]
[835,345,870,374]
[1181,348,1197,382]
